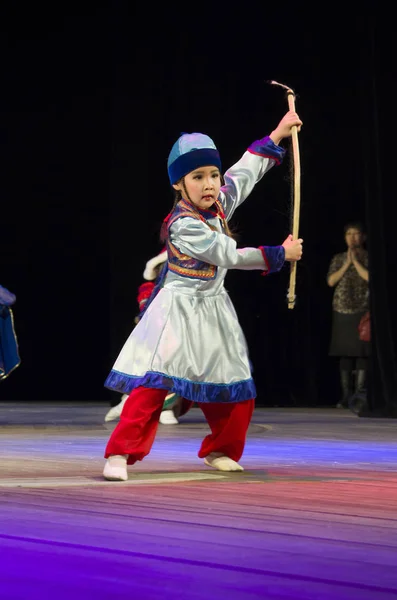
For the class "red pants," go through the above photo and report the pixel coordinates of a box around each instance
[105,386,254,465]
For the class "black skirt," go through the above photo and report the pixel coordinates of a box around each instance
[329,311,370,357]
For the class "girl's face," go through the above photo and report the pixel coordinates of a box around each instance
[173,166,221,210]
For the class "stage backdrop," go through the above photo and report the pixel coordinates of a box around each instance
[1,5,396,414]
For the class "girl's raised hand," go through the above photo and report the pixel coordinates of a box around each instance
[270,111,302,144]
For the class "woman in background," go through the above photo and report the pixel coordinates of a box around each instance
[327,222,369,408]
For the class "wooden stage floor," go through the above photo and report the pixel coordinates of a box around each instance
[0,402,396,599]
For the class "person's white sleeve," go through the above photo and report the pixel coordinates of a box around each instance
[170,218,285,273]
[219,136,286,221]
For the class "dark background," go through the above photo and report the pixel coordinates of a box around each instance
[1,4,396,413]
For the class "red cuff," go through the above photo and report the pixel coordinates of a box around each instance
[259,246,270,276]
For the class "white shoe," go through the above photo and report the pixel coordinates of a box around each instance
[103,455,128,481]
[104,394,128,422]
[159,409,179,425]
[204,453,244,472]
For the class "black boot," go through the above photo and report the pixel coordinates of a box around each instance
[348,370,368,415]
[336,370,352,408]
[355,369,367,395]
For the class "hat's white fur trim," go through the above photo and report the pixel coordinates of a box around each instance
[143,250,167,281]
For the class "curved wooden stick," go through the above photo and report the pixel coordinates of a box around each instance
[269,80,301,309]
[286,89,301,309]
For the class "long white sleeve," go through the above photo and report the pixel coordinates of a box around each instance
[170,218,267,271]
[219,137,286,221]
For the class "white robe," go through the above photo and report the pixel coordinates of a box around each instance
[105,146,284,403]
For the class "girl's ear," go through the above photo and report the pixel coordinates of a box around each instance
[172,183,182,191]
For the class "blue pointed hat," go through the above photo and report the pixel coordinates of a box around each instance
[167,132,222,185]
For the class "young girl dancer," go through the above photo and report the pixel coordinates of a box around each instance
[103,110,303,480]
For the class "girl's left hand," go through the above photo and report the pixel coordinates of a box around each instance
[282,234,303,262]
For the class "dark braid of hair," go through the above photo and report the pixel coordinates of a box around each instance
[160,175,235,242]
[160,191,181,242]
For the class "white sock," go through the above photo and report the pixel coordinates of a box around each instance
[204,453,244,472]
[103,454,128,481]
[104,395,128,422]
[159,409,179,425]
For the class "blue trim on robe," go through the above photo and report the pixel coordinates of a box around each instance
[260,245,285,274]
[247,136,286,165]
[104,369,256,403]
